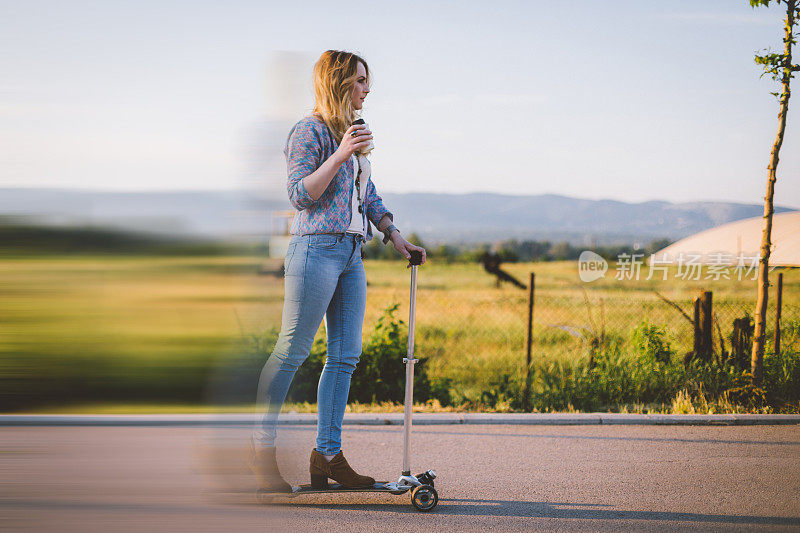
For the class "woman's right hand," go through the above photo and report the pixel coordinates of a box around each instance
[335,124,373,162]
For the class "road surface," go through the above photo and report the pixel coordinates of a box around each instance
[2,424,799,532]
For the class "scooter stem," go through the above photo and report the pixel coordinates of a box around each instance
[402,262,418,476]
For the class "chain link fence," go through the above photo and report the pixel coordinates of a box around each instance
[371,264,799,405]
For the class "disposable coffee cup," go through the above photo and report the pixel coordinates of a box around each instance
[352,118,374,155]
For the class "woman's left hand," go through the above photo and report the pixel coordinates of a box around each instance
[391,233,427,268]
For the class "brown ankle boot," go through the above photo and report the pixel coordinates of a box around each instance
[249,444,292,493]
[309,449,375,489]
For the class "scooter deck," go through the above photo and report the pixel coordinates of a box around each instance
[291,481,407,495]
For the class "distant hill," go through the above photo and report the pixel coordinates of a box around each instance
[377,193,793,246]
[0,187,794,246]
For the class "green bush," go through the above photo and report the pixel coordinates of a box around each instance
[350,303,432,403]
[764,318,800,410]
[522,318,800,414]
[631,320,673,364]
[283,302,434,404]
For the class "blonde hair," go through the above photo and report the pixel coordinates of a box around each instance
[312,50,370,145]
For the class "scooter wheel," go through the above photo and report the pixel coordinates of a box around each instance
[410,484,438,512]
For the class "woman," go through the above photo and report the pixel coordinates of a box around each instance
[251,50,427,492]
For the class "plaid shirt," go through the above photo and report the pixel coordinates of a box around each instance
[284,115,393,243]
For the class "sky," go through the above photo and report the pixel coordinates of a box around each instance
[1,0,799,209]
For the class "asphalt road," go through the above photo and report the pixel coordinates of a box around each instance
[2,424,799,532]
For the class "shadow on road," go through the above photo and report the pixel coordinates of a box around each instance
[287,498,800,525]
[7,495,799,527]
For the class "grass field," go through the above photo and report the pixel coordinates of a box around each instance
[1,253,797,412]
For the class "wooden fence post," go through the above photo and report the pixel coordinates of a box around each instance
[689,291,713,363]
[700,291,713,361]
[692,297,701,361]
[524,272,535,412]
[775,272,783,357]
[732,317,754,370]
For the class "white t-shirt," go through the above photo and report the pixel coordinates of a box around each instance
[346,154,366,236]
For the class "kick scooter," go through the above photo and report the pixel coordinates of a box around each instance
[261,250,438,511]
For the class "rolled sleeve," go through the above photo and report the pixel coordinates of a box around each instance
[364,177,393,229]
[284,120,322,211]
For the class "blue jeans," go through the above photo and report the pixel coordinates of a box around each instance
[253,232,367,455]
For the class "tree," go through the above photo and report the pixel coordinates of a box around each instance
[748,0,799,386]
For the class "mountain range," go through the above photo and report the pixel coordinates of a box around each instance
[0,187,794,247]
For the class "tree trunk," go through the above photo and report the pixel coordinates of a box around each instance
[751,0,796,387]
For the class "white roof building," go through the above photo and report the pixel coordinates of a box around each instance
[652,211,800,267]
